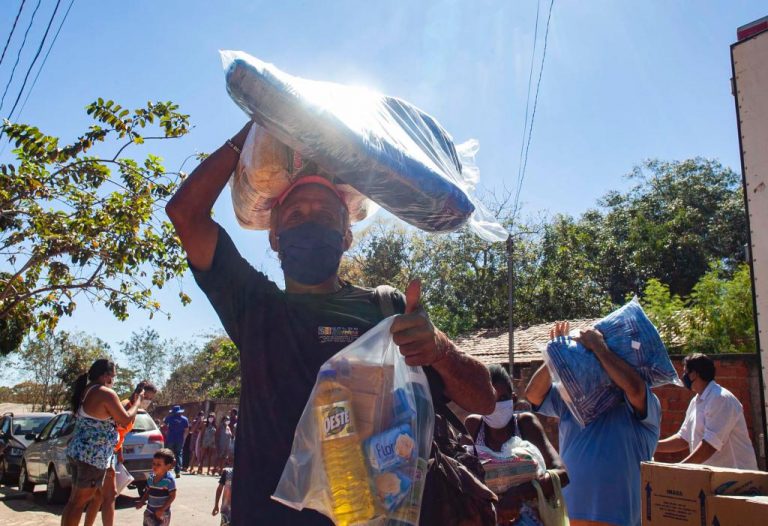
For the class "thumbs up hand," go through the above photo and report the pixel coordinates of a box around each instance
[391,279,450,366]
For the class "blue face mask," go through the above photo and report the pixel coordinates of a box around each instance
[682,372,693,390]
[278,222,345,285]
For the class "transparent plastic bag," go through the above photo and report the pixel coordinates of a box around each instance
[221,50,507,242]
[230,123,379,230]
[543,299,681,427]
[115,462,134,495]
[272,317,435,526]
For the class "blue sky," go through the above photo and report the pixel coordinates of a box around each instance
[1,1,765,382]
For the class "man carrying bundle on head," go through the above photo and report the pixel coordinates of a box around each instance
[166,120,496,525]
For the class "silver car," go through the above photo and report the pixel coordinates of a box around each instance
[19,410,163,503]
[122,410,165,495]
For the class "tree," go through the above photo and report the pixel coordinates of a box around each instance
[120,327,168,386]
[158,333,240,403]
[17,332,68,411]
[636,278,687,349]
[595,158,747,303]
[201,336,240,399]
[13,330,111,410]
[686,263,755,354]
[637,263,755,354]
[526,214,614,323]
[0,99,193,355]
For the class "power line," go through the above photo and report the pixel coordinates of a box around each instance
[0,0,27,67]
[4,0,63,124]
[513,0,540,220]
[12,0,73,124]
[0,0,42,114]
[513,0,555,221]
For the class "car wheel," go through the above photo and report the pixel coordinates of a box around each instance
[46,467,67,504]
[18,462,34,492]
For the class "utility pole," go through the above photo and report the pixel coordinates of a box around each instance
[507,234,515,379]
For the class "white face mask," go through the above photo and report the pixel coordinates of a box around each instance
[482,400,515,429]
[140,399,152,410]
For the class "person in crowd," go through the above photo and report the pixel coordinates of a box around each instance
[166,121,495,524]
[228,408,238,434]
[525,322,661,526]
[84,381,157,526]
[136,448,177,526]
[214,414,234,476]
[212,466,234,526]
[163,406,188,478]
[465,365,569,524]
[655,353,758,469]
[197,412,218,476]
[61,359,144,526]
[185,411,205,473]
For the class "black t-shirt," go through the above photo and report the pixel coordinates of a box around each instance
[192,227,444,526]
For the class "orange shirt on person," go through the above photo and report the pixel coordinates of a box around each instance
[115,399,134,453]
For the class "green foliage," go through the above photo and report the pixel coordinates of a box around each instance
[11,331,111,410]
[636,279,686,348]
[201,337,240,399]
[686,263,755,354]
[158,333,240,403]
[0,99,193,355]
[343,158,747,341]
[638,264,755,354]
[120,327,168,386]
[595,158,747,302]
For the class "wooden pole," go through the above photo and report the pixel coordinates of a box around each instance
[507,234,515,378]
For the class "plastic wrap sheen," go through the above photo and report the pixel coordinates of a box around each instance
[221,50,507,242]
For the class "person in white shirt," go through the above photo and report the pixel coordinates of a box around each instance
[656,353,757,469]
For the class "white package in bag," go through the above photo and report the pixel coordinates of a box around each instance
[272,317,435,526]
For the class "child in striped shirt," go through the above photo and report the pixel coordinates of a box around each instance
[136,448,177,526]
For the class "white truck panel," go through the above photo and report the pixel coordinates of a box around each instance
[732,24,768,456]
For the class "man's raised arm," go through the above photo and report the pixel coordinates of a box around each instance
[166,122,252,271]
[391,280,495,415]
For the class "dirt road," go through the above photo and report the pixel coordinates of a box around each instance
[0,472,221,526]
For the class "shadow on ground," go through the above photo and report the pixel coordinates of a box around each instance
[0,483,138,516]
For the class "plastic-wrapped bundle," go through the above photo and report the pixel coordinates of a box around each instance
[544,300,681,427]
[221,50,507,242]
[230,123,378,230]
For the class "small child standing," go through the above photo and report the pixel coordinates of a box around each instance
[136,448,177,526]
[212,467,233,525]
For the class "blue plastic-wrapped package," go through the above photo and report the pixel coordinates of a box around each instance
[221,50,507,242]
[544,300,681,427]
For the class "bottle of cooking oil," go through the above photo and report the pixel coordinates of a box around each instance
[315,367,376,526]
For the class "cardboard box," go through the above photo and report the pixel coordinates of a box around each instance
[708,496,768,525]
[641,462,768,526]
[337,362,394,440]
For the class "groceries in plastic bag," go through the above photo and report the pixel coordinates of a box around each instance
[272,317,435,526]
[475,434,545,495]
[221,50,507,242]
[543,300,681,427]
[230,123,378,230]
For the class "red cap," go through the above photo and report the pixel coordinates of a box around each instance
[275,175,347,208]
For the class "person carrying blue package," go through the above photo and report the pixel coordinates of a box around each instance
[165,121,497,526]
[525,321,661,526]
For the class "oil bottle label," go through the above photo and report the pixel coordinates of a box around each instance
[317,401,356,441]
